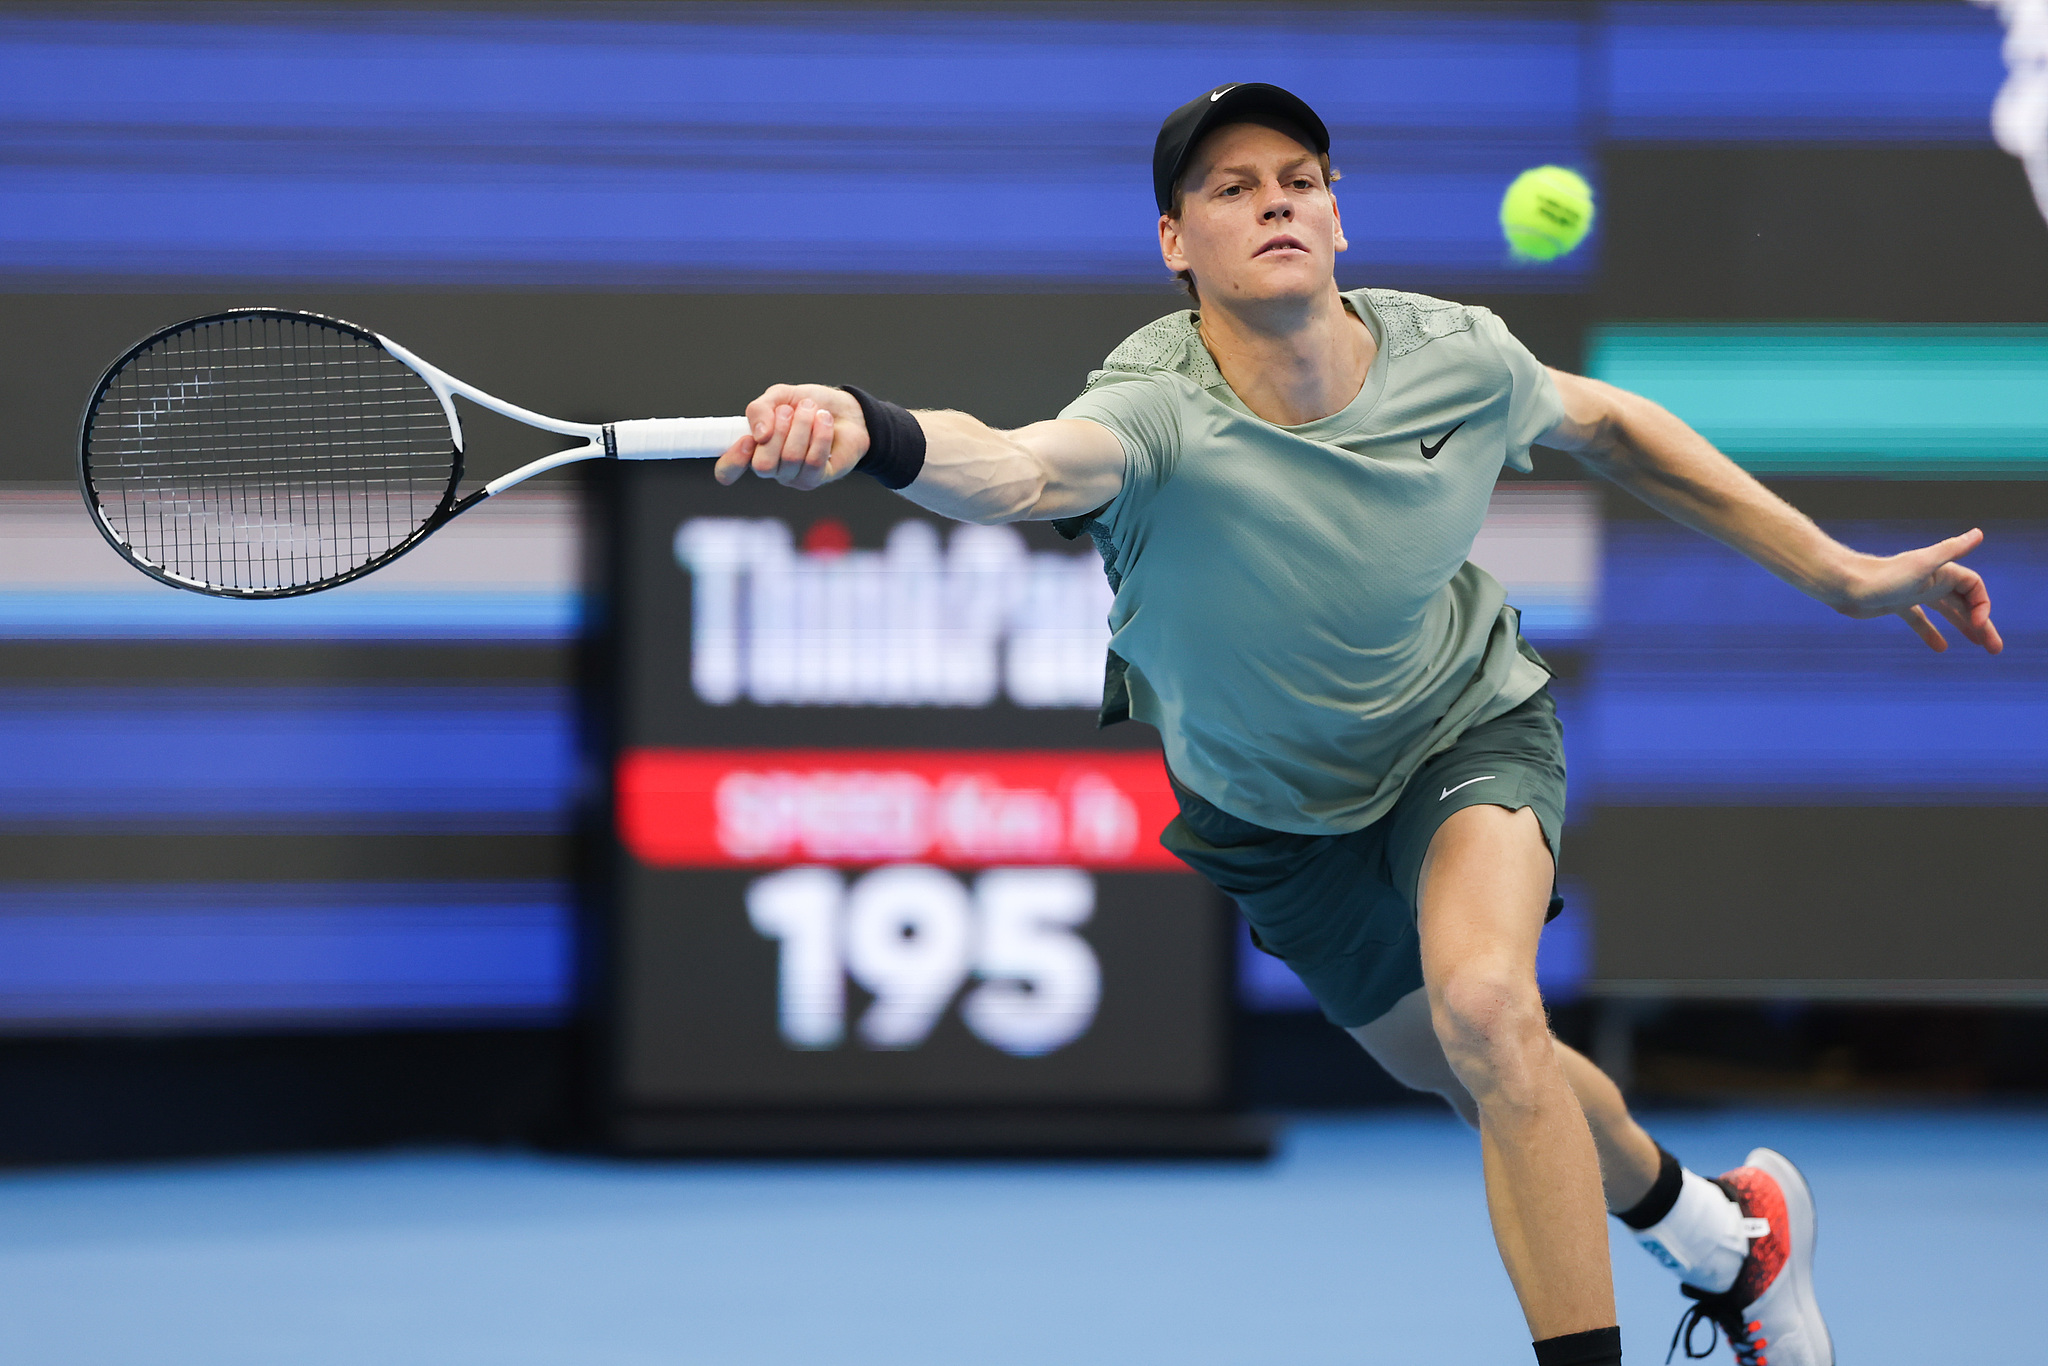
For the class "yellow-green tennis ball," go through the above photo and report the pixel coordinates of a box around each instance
[1500,165,1595,262]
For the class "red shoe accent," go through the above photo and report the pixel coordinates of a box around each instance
[1717,1167,1790,1304]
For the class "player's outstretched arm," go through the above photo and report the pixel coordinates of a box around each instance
[1542,368,2002,655]
[711,383,1124,525]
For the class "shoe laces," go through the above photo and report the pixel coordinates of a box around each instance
[1667,1286,1769,1366]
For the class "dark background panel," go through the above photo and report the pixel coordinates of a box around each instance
[1583,806,2048,990]
[1597,147,2048,323]
[0,832,569,883]
[0,1028,575,1165]
[0,641,573,685]
[615,868,1230,1109]
[1605,1000,2048,1101]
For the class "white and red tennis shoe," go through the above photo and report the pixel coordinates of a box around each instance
[1666,1148,1833,1366]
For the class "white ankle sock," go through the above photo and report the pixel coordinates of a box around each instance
[1635,1169,1753,1294]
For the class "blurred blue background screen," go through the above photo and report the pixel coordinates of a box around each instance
[0,1,2041,1032]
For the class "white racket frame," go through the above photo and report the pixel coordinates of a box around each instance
[375,334,750,499]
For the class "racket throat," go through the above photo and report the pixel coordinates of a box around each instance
[446,486,496,522]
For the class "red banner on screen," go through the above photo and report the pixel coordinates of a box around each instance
[617,749,1187,871]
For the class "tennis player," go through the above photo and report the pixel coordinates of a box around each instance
[713,84,2000,1366]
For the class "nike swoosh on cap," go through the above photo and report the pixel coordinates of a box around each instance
[1210,85,1238,101]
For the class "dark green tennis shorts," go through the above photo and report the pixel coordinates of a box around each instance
[1160,681,1567,1029]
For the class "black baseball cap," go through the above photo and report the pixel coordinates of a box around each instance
[1153,82,1331,215]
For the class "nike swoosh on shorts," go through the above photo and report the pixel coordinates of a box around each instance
[1439,775,1498,801]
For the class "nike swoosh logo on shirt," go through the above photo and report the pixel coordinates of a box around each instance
[1420,420,1466,460]
[1440,775,1498,801]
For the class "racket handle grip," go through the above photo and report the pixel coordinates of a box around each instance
[609,416,750,459]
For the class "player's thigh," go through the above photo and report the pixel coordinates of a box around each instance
[1384,684,1567,996]
[1414,802,1555,1004]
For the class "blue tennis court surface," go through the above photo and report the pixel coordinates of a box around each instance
[0,1110,2033,1364]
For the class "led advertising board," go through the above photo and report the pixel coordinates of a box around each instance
[599,465,1233,1130]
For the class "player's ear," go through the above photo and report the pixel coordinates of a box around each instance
[1331,196,1348,254]
[1160,213,1189,273]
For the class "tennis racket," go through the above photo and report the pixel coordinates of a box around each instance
[79,307,748,598]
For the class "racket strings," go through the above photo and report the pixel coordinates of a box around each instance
[85,313,455,594]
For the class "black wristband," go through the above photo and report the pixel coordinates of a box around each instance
[1531,1326,1621,1366]
[841,386,927,490]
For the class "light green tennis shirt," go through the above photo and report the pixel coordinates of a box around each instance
[1056,287,1564,836]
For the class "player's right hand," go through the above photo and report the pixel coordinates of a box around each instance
[716,384,868,491]
[1830,526,2003,655]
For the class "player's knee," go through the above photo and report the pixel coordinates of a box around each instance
[1429,964,1548,1105]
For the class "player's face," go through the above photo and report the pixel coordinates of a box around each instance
[1160,122,1346,307]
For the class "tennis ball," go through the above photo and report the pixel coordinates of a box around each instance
[1500,165,1595,262]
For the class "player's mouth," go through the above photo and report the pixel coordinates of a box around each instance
[1255,235,1309,258]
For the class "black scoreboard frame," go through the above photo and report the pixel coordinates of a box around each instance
[583,461,1269,1157]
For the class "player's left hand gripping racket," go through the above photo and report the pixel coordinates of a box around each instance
[79,307,748,598]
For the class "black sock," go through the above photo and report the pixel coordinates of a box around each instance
[1613,1144,1683,1230]
[1532,1324,1622,1366]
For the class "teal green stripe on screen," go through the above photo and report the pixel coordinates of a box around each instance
[1585,327,2048,477]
